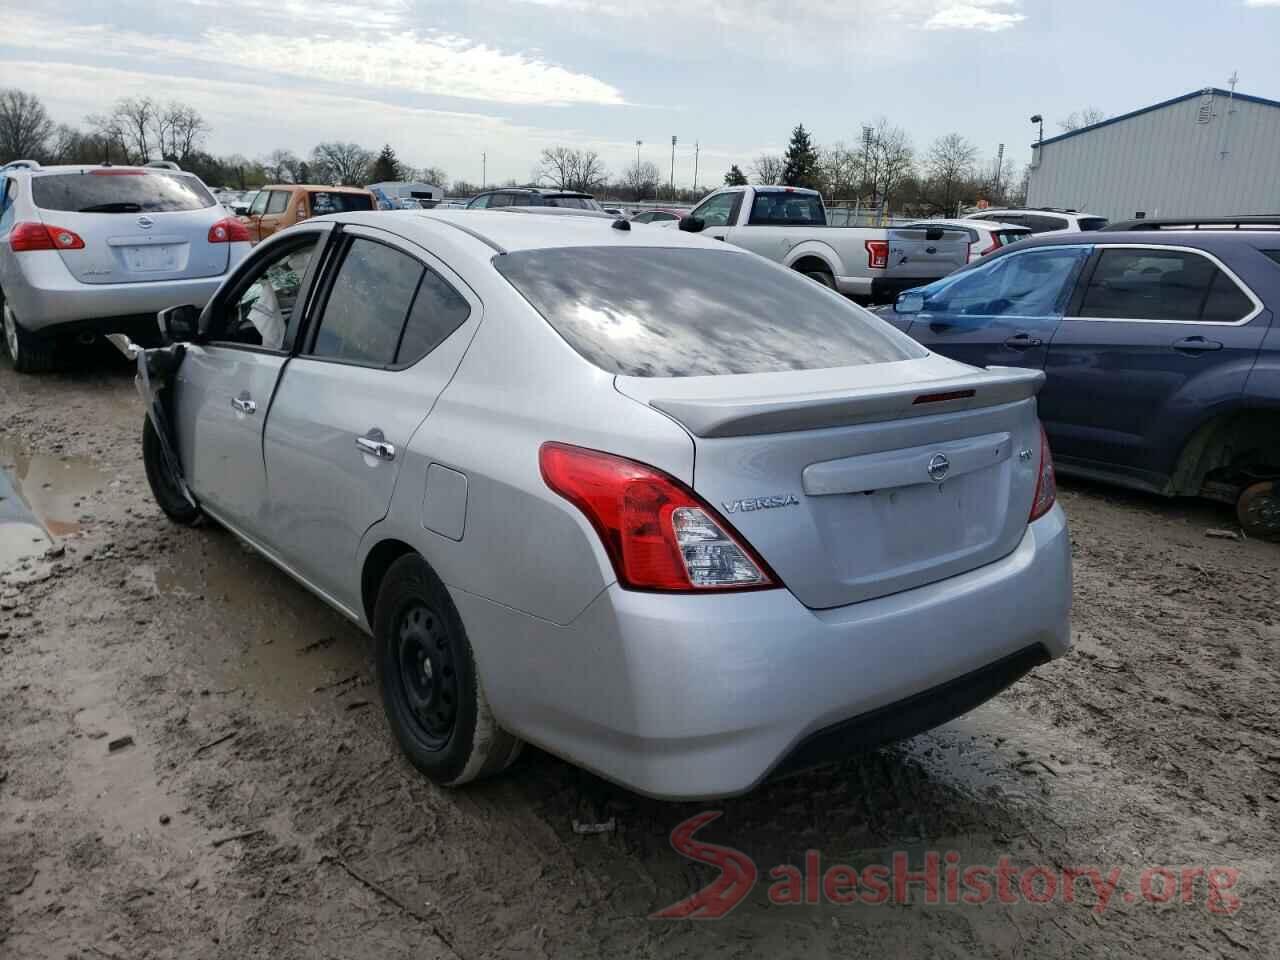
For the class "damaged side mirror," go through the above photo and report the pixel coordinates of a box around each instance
[158,304,200,344]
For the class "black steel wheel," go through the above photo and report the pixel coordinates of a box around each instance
[374,553,523,785]
[1238,481,1280,543]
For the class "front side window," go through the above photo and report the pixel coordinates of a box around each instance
[1078,248,1251,323]
[691,192,739,228]
[468,194,490,209]
[32,170,215,213]
[487,193,513,208]
[921,247,1089,318]
[265,190,289,215]
[632,212,653,223]
[309,238,421,366]
[249,190,269,216]
[496,246,924,377]
[212,238,319,349]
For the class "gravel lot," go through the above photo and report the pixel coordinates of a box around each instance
[1,351,1277,959]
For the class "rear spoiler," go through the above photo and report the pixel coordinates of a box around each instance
[644,366,1045,438]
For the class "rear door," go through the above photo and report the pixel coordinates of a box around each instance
[262,225,478,609]
[885,225,970,284]
[906,245,1091,370]
[1041,244,1269,479]
[174,226,332,533]
[30,169,228,284]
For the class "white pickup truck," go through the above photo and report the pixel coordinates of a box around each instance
[670,185,970,302]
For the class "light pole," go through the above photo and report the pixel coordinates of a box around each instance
[693,141,699,194]
[482,152,486,190]
[635,140,642,200]
[1030,114,1044,147]
[670,135,677,194]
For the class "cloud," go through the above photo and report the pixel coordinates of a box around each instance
[924,2,1025,31]
[3,13,624,108]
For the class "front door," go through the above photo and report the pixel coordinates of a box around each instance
[1042,245,1269,481]
[263,225,478,610]
[242,189,269,243]
[690,192,740,242]
[256,189,292,242]
[906,244,1091,370]
[173,228,330,533]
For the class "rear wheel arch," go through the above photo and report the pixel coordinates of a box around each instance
[1168,409,1280,496]
[360,537,418,627]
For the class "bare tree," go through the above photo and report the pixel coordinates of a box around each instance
[111,97,158,162]
[622,159,660,201]
[751,153,784,185]
[417,165,448,186]
[167,103,208,159]
[262,149,301,183]
[923,132,978,215]
[311,141,372,185]
[537,146,607,193]
[0,89,55,162]
[820,143,860,198]
[1059,107,1107,132]
[859,117,915,209]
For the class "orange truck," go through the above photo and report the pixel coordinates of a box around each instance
[238,185,376,243]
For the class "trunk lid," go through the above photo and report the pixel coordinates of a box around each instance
[884,225,970,282]
[618,357,1046,609]
[31,169,229,285]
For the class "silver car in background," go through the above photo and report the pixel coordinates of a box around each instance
[0,161,251,372]
[134,210,1071,799]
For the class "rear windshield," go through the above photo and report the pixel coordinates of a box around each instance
[747,191,825,226]
[1077,217,1108,231]
[32,171,215,213]
[495,247,924,377]
[996,229,1031,246]
[310,191,374,214]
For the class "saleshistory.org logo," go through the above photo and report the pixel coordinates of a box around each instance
[651,813,1244,919]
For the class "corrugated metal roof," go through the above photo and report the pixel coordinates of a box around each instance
[1033,88,1280,148]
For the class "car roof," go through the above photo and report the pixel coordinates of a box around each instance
[904,218,1028,230]
[715,185,821,196]
[12,164,195,177]
[328,209,745,256]
[996,228,1277,253]
[478,187,593,198]
[260,183,370,193]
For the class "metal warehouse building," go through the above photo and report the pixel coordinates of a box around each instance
[1026,87,1280,223]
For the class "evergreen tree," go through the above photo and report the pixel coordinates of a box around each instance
[781,124,820,190]
[723,164,748,186]
[369,143,401,182]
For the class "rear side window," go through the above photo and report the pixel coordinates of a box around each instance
[310,191,373,215]
[1023,215,1068,234]
[32,171,215,213]
[995,229,1030,246]
[1077,217,1108,232]
[1079,249,1253,323]
[546,197,595,209]
[495,247,925,377]
[747,192,824,226]
[312,239,422,365]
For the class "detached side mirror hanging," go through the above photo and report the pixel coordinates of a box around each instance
[678,215,705,233]
[158,304,200,343]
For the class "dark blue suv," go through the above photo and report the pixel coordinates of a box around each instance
[886,219,1280,539]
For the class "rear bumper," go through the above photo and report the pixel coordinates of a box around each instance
[835,275,872,298]
[454,504,1072,800]
[2,247,243,333]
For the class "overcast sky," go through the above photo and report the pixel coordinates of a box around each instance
[2,0,1279,187]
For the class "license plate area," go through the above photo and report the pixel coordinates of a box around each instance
[122,244,179,272]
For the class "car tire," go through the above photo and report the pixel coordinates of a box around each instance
[3,302,58,374]
[804,269,837,291]
[374,553,523,786]
[142,416,202,526]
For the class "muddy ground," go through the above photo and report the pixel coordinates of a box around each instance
[0,350,1277,960]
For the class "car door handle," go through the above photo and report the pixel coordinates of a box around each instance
[1004,333,1043,349]
[356,431,395,462]
[1173,336,1223,354]
[231,394,256,414]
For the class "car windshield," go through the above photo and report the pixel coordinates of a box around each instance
[310,191,374,214]
[32,171,216,213]
[495,246,924,377]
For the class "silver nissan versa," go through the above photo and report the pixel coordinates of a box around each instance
[128,209,1072,800]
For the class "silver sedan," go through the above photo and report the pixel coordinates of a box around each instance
[133,209,1072,799]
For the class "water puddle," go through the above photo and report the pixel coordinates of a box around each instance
[0,437,111,569]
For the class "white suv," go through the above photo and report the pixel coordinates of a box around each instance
[967,208,1108,236]
[0,160,251,372]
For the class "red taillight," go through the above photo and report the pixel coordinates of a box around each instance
[9,222,85,252]
[208,217,251,243]
[539,442,778,593]
[865,239,888,270]
[1029,424,1057,522]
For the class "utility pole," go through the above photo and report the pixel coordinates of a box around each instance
[482,152,486,189]
[670,135,677,194]
[693,141,699,194]
[993,142,1005,201]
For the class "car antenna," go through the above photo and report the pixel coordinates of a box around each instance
[611,218,630,231]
